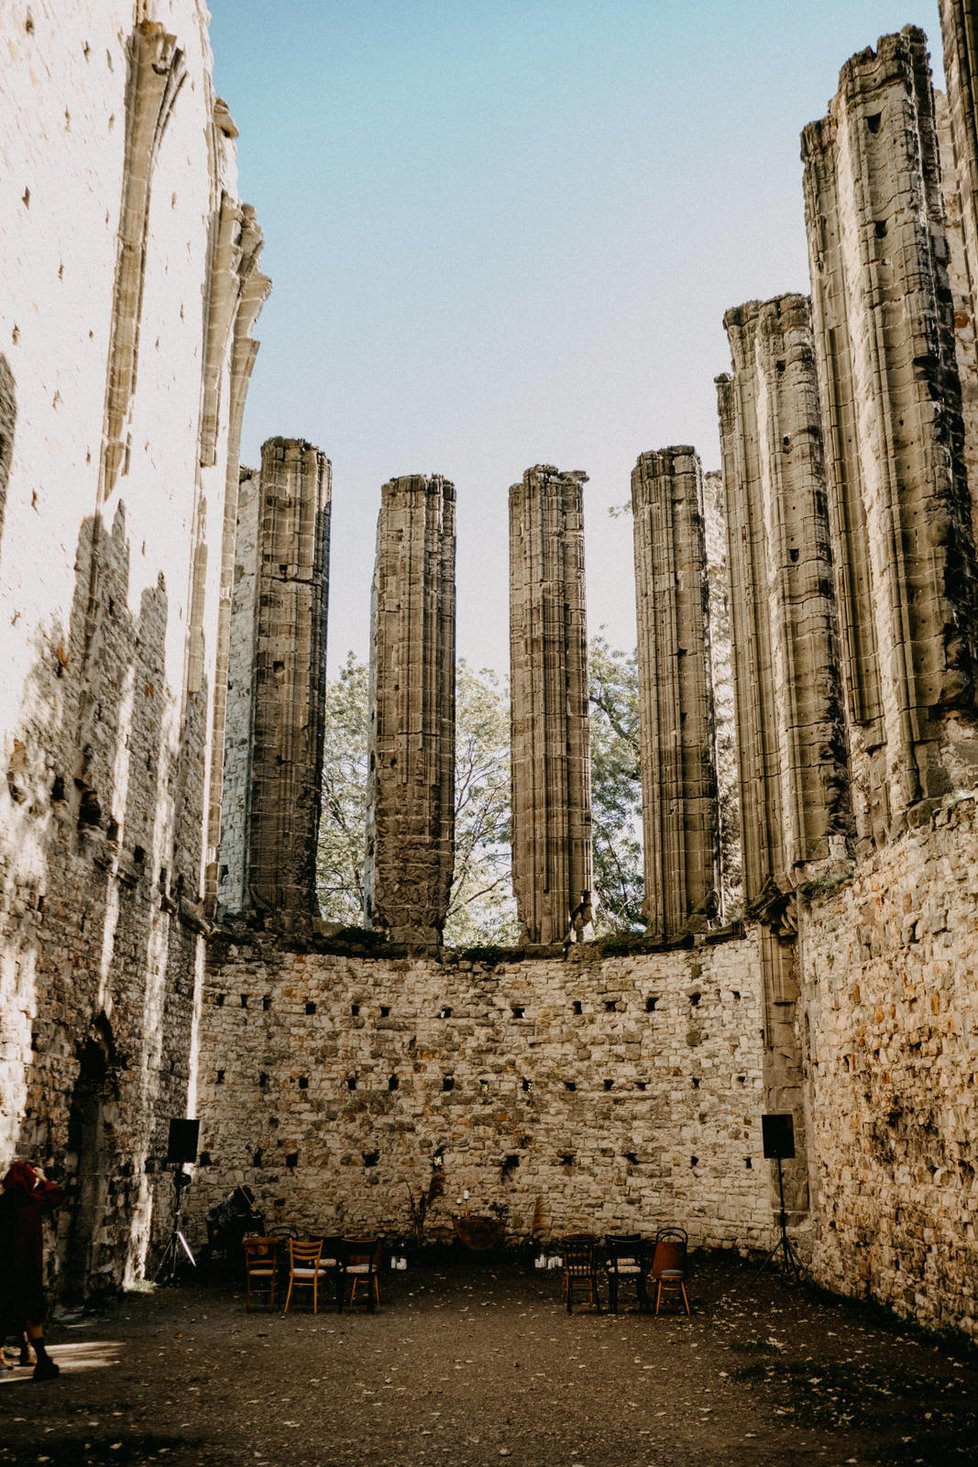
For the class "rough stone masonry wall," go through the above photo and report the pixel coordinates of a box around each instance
[802,28,978,853]
[365,475,456,945]
[509,466,592,945]
[0,1,264,1299]
[798,794,978,1341]
[192,934,776,1252]
[631,447,718,941]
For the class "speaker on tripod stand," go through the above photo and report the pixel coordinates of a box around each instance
[756,1113,806,1282]
[155,1119,200,1286]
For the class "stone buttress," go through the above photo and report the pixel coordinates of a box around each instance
[631,447,719,942]
[364,474,456,946]
[718,295,852,917]
[509,465,592,946]
[246,438,331,928]
[802,28,978,853]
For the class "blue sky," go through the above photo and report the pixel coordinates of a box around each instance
[207,0,943,675]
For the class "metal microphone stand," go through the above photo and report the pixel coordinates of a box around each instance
[756,1154,806,1283]
[155,1165,197,1285]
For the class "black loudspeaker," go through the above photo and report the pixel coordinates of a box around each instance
[166,1118,200,1165]
[761,1113,795,1160]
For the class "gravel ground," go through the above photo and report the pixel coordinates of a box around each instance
[1,1253,975,1467]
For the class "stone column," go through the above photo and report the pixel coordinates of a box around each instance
[364,474,456,946]
[631,447,718,942]
[246,438,331,926]
[802,27,978,851]
[937,2,978,533]
[717,296,851,913]
[509,465,592,946]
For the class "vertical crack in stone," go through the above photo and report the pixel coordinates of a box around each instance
[365,474,456,946]
[509,465,592,946]
[632,446,719,941]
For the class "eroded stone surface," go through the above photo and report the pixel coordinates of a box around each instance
[509,466,592,946]
[365,474,456,946]
[631,447,718,941]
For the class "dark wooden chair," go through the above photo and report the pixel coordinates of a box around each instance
[241,1236,278,1311]
[341,1238,383,1312]
[561,1234,601,1313]
[604,1233,650,1313]
[650,1227,690,1315]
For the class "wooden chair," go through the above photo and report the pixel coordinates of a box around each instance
[561,1235,601,1313]
[604,1233,650,1313]
[650,1227,690,1316]
[283,1238,329,1314]
[241,1236,278,1312]
[341,1238,383,1312]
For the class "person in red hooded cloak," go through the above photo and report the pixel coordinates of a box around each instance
[0,1159,64,1381]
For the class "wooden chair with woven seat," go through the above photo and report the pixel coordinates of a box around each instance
[649,1227,690,1316]
[283,1238,330,1314]
[604,1233,650,1313]
[341,1238,383,1312]
[561,1234,601,1313]
[241,1236,279,1312]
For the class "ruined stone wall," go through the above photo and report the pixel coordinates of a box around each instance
[192,935,776,1251]
[702,470,742,918]
[719,296,851,910]
[798,794,978,1341]
[217,466,261,914]
[365,475,456,945]
[802,28,978,853]
[0,1,265,1298]
[631,448,718,941]
[509,466,592,945]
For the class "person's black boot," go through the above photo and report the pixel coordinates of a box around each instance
[32,1345,59,1381]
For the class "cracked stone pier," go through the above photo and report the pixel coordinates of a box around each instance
[508,465,592,946]
[365,473,456,946]
[631,446,719,942]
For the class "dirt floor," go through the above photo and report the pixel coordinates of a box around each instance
[1,1252,976,1467]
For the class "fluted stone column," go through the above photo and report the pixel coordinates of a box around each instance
[246,438,331,925]
[631,447,718,941]
[365,474,456,946]
[937,2,978,533]
[509,465,592,946]
[802,28,978,851]
[717,296,851,913]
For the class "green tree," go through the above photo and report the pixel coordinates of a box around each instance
[315,650,369,925]
[587,636,644,934]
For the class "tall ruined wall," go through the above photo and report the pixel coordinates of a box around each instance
[193,936,775,1250]
[631,447,718,941]
[0,2,265,1299]
[802,28,978,854]
[718,296,851,913]
[217,465,261,914]
[509,466,592,945]
[365,475,456,945]
[940,2,978,343]
[245,438,331,928]
[798,795,978,1340]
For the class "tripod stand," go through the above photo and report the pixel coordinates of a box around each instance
[756,1154,806,1283]
[154,1166,197,1285]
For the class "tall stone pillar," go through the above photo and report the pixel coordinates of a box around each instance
[631,447,718,941]
[937,1,978,533]
[717,296,851,914]
[246,438,331,926]
[509,465,592,946]
[365,474,456,946]
[802,28,978,851]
